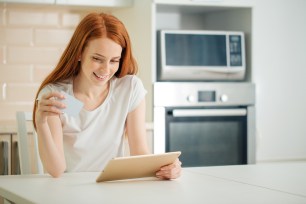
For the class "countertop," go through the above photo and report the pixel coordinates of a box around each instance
[0,162,305,204]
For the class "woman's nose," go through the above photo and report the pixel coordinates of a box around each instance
[101,61,111,71]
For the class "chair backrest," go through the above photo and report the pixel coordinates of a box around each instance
[16,111,43,174]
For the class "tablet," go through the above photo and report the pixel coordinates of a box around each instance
[96,151,181,182]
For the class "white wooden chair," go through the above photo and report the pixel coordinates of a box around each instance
[16,111,43,174]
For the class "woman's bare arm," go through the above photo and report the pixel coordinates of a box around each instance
[35,92,67,177]
[126,99,150,155]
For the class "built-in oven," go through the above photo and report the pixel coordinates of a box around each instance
[153,82,256,167]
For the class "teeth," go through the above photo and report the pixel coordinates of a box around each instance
[94,72,108,79]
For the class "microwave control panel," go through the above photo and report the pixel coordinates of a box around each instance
[229,35,242,67]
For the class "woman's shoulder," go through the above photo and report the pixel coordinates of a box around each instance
[113,75,143,87]
[39,79,73,95]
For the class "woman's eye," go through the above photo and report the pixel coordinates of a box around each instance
[92,57,103,62]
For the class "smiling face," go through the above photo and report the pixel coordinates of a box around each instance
[78,37,122,87]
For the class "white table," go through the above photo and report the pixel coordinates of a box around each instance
[0,162,306,204]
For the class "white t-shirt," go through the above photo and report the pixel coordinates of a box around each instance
[37,75,147,172]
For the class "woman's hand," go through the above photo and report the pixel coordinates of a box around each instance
[156,158,182,180]
[35,92,66,125]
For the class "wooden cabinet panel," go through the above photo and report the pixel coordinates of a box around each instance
[11,134,20,175]
[0,134,20,175]
[0,134,11,175]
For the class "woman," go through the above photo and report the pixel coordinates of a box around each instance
[33,12,181,179]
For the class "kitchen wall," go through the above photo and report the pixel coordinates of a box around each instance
[0,4,88,123]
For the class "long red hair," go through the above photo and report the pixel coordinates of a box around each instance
[33,12,138,128]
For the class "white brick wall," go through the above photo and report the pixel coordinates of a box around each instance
[0,28,33,45]
[0,65,32,83]
[8,11,59,26]
[0,9,5,27]
[0,5,85,121]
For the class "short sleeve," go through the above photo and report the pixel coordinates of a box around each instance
[36,81,71,101]
[128,76,147,112]
[36,85,53,100]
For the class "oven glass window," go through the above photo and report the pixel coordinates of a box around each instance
[165,33,227,66]
[166,114,247,167]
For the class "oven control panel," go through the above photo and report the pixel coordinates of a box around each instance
[154,82,255,107]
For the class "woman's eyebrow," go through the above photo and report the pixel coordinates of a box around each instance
[93,53,106,58]
[93,53,121,59]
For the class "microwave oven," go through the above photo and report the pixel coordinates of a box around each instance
[157,30,246,81]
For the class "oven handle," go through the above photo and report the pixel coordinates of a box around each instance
[172,108,247,117]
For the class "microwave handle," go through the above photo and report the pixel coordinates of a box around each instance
[172,108,247,117]
[200,68,244,74]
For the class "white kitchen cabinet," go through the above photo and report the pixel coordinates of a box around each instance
[0,0,133,7]
[0,0,54,3]
[56,0,133,7]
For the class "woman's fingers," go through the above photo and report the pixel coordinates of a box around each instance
[156,158,182,179]
[36,92,66,115]
[38,103,63,114]
[39,98,65,109]
[43,91,65,100]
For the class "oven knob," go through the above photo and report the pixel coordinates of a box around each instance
[220,94,228,102]
[187,95,195,102]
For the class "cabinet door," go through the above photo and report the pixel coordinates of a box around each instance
[0,0,54,4]
[56,0,133,7]
[0,134,11,175]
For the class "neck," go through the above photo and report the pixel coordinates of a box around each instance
[73,75,109,98]
[72,75,110,110]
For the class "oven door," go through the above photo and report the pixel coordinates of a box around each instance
[164,107,247,167]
